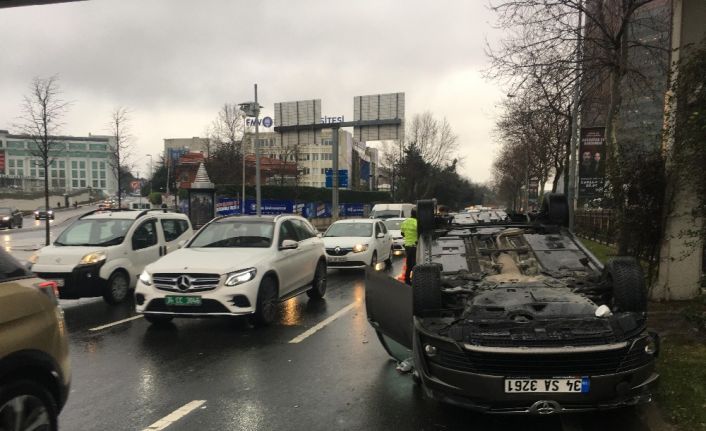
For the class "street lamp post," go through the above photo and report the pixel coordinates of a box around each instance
[239,84,263,216]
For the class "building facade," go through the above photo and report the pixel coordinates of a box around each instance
[242,129,379,190]
[164,137,212,161]
[0,129,117,195]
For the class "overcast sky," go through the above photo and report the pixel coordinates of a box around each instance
[0,0,505,182]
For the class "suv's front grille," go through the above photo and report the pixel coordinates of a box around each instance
[152,273,221,292]
[433,345,652,376]
[326,247,352,256]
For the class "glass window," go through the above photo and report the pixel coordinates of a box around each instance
[278,220,299,244]
[55,219,134,246]
[189,220,274,248]
[324,222,373,238]
[291,219,314,240]
[132,220,158,250]
[384,219,403,230]
[160,218,188,242]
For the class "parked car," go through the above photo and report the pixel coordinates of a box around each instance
[0,207,23,229]
[34,206,55,220]
[29,209,193,304]
[370,203,414,220]
[135,214,327,326]
[365,195,659,414]
[383,218,405,256]
[0,248,70,431]
[323,219,393,269]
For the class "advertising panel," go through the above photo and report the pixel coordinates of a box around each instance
[189,191,214,229]
[0,150,5,174]
[578,127,606,201]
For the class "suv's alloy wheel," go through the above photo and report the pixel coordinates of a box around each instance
[307,261,327,299]
[254,277,278,326]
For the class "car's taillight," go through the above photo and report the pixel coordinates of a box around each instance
[35,281,59,303]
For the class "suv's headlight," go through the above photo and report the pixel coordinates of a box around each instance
[1,216,9,221]
[139,270,152,286]
[79,251,107,265]
[225,268,257,286]
[352,244,369,253]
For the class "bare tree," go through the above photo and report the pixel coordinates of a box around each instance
[108,107,133,208]
[205,104,245,187]
[14,76,70,245]
[406,112,459,168]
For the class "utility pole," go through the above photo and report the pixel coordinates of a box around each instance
[567,0,584,231]
[254,84,262,216]
[242,113,247,215]
[332,127,339,220]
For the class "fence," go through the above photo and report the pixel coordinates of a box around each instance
[574,209,617,245]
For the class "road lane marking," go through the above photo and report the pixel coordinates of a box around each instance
[88,315,143,332]
[143,400,206,431]
[289,301,359,344]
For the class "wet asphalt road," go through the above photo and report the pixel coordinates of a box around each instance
[55,257,662,431]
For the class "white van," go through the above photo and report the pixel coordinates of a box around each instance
[29,209,194,304]
[370,203,414,220]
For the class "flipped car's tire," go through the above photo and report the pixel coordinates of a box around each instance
[307,260,327,299]
[540,193,569,227]
[0,379,58,431]
[417,199,436,234]
[103,271,130,305]
[603,257,647,312]
[254,276,278,326]
[144,314,174,326]
[412,264,443,317]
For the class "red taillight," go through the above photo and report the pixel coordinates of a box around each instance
[36,281,60,301]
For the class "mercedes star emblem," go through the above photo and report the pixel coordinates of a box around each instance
[177,275,191,291]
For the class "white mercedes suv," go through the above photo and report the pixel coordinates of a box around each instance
[135,214,327,326]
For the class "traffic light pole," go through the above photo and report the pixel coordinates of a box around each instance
[331,126,339,220]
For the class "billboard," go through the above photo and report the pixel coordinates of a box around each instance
[578,127,606,201]
[353,92,405,142]
[274,100,321,127]
[0,150,5,174]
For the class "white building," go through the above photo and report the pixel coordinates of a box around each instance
[0,129,117,195]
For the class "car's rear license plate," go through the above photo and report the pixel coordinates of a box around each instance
[165,295,202,306]
[504,378,589,393]
[328,257,346,263]
[46,279,65,287]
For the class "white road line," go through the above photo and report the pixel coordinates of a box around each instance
[143,400,206,431]
[289,301,359,344]
[88,315,143,332]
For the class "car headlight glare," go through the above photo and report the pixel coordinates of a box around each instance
[352,244,369,253]
[139,270,152,286]
[225,268,257,286]
[79,251,107,265]
[1,216,9,221]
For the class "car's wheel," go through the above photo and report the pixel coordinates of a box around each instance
[103,271,130,305]
[412,264,443,317]
[307,260,327,299]
[0,379,58,431]
[144,314,174,326]
[370,251,378,267]
[254,276,278,326]
[603,257,647,312]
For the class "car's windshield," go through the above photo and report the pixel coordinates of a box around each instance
[55,219,134,246]
[371,210,400,219]
[325,223,373,238]
[189,220,274,248]
[384,220,402,230]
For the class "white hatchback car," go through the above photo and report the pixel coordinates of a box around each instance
[322,219,393,269]
[382,217,406,256]
[30,209,193,304]
[135,214,327,326]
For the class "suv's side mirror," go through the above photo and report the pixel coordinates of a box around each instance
[178,239,188,249]
[280,239,298,250]
[376,232,385,239]
[316,233,323,238]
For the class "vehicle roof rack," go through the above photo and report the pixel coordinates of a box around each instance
[136,208,182,218]
[79,208,137,219]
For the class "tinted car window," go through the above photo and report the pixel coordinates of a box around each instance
[279,220,299,244]
[291,219,314,240]
[161,218,187,242]
[189,220,273,248]
[132,220,158,250]
[0,248,31,281]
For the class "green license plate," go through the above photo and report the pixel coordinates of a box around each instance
[165,295,202,306]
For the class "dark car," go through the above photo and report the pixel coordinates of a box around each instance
[0,207,23,229]
[34,206,55,220]
[365,194,659,415]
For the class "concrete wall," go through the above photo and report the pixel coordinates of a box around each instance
[0,191,92,212]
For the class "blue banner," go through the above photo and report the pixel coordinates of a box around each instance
[216,197,367,218]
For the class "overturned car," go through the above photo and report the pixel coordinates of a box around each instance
[365,195,659,414]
